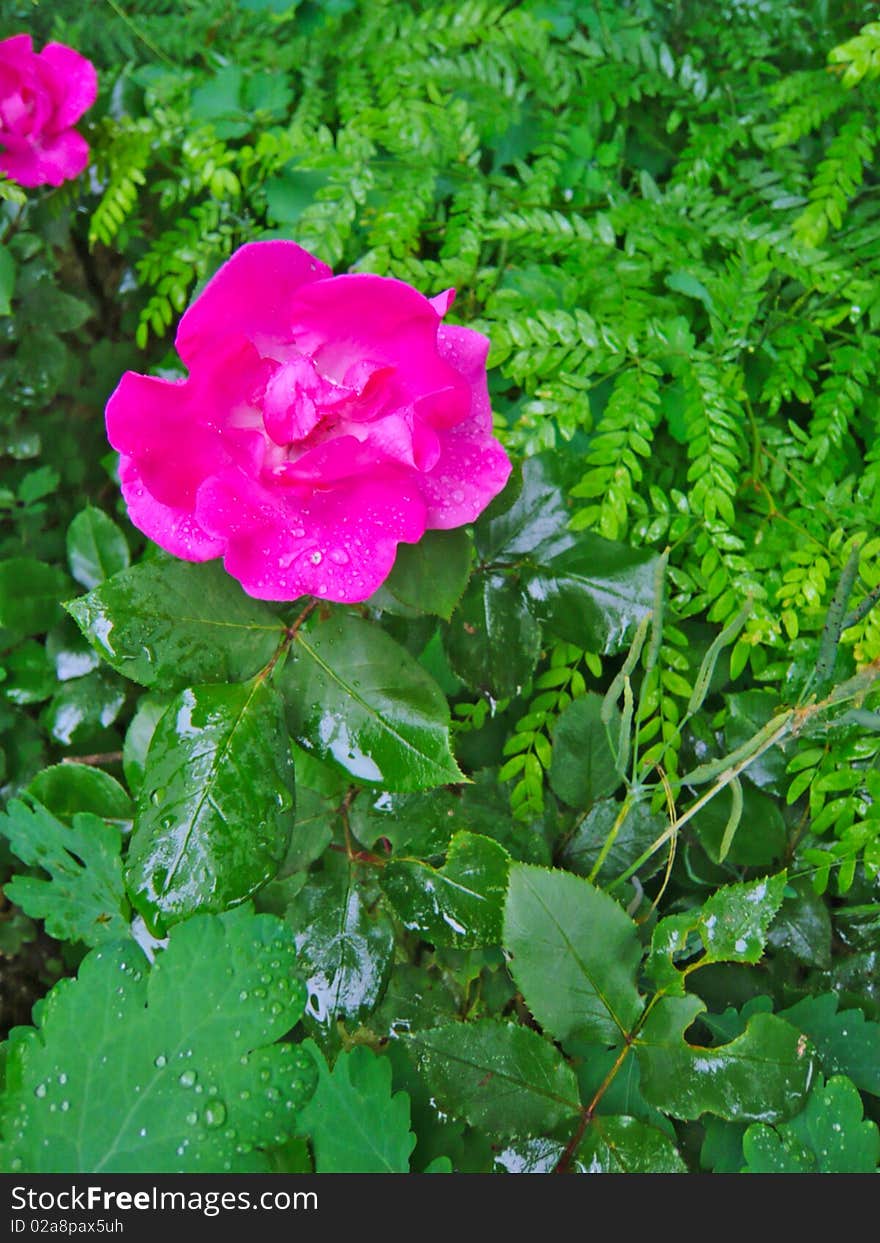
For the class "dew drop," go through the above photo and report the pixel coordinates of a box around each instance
[204,1101,227,1129]
[309,550,323,565]
[179,1069,197,1088]
[185,1111,198,1126]
[34,1083,47,1099]
[329,548,350,565]
[154,1054,167,1069]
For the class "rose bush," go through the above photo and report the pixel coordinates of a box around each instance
[106,241,512,602]
[0,34,97,188]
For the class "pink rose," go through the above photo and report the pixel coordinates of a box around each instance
[106,241,512,602]
[0,33,97,188]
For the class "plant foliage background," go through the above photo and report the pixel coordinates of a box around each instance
[1,0,880,1174]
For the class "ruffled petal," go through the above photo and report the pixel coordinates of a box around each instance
[38,42,98,129]
[175,241,332,367]
[118,456,225,561]
[195,467,426,602]
[0,127,88,187]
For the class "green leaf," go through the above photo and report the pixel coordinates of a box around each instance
[373,964,459,1037]
[285,867,394,1030]
[560,797,665,882]
[766,876,832,968]
[443,573,542,698]
[408,1019,580,1136]
[66,506,130,590]
[523,534,659,652]
[381,831,510,948]
[41,671,126,747]
[743,1075,879,1173]
[122,693,174,794]
[0,241,16,315]
[778,993,880,1096]
[297,1043,416,1172]
[1,639,56,705]
[503,864,643,1046]
[645,873,788,995]
[0,799,129,947]
[577,1116,688,1173]
[66,559,284,691]
[549,693,624,809]
[0,559,70,638]
[0,908,316,1172]
[281,613,462,790]
[692,781,786,867]
[473,455,571,563]
[126,681,295,929]
[27,762,133,827]
[380,529,472,620]
[636,996,815,1122]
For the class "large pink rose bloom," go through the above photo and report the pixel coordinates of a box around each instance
[106,241,512,602]
[0,34,97,188]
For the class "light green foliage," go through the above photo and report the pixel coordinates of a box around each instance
[0,909,316,1172]
[743,1075,880,1173]
[297,1042,416,1173]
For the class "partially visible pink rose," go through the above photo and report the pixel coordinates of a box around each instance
[106,241,512,602]
[0,34,97,188]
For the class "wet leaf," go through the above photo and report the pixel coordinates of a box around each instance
[126,681,295,929]
[282,612,462,791]
[0,558,70,638]
[560,797,665,882]
[66,507,130,590]
[27,763,133,827]
[408,1019,580,1136]
[285,867,394,1030]
[381,528,472,620]
[743,1075,879,1172]
[778,993,880,1097]
[0,908,315,1172]
[66,559,285,691]
[636,996,815,1122]
[443,573,542,699]
[297,1042,416,1172]
[549,693,624,809]
[381,831,510,947]
[0,798,129,947]
[577,1116,687,1173]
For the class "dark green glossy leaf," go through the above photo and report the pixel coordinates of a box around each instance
[645,873,787,995]
[549,693,624,809]
[41,671,126,747]
[493,1138,570,1173]
[723,691,789,796]
[1,639,56,705]
[0,908,315,1172]
[560,797,665,882]
[743,1075,879,1173]
[373,965,459,1037]
[127,681,295,929]
[66,506,130,590]
[577,1116,687,1172]
[122,693,173,795]
[767,876,832,968]
[277,784,336,876]
[692,780,786,867]
[408,1019,580,1136]
[0,798,129,947]
[0,241,15,315]
[504,864,643,1046]
[778,994,880,1096]
[474,455,571,562]
[66,559,285,691]
[381,529,472,620]
[297,1042,415,1172]
[636,995,815,1122]
[285,867,394,1030]
[27,763,133,828]
[0,558,70,638]
[523,536,659,652]
[282,613,462,790]
[443,573,542,698]
[381,831,510,948]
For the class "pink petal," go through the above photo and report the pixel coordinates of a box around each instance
[429,288,456,317]
[38,42,98,129]
[0,127,88,187]
[195,468,426,602]
[290,273,470,425]
[175,241,332,367]
[0,34,35,70]
[420,435,512,529]
[118,456,224,561]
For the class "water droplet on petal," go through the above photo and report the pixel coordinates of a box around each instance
[310,550,323,565]
[329,548,349,565]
